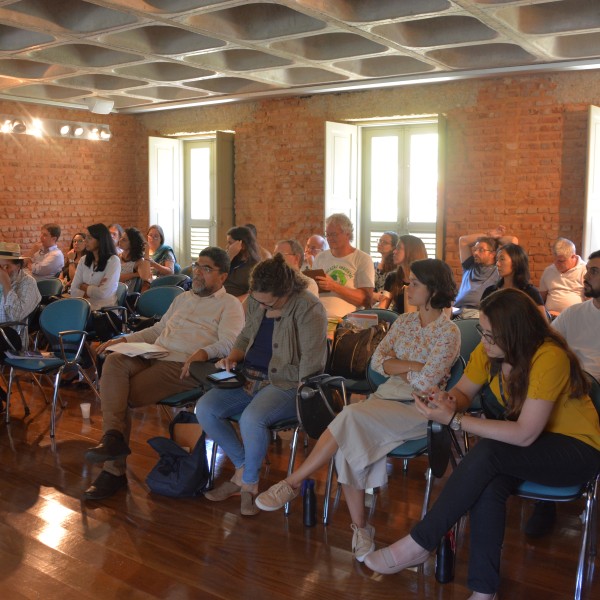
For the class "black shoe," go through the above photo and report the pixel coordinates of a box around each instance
[85,430,131,463]
[524,500,556,538]
[84,470,127,501]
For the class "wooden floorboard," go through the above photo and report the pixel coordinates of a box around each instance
[0,379,598,599]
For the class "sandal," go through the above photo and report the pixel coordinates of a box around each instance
[240,491,260,516]
[204,480,241,502]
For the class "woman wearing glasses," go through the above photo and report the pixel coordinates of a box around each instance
[195,254,328,515]
[364,288,600,600]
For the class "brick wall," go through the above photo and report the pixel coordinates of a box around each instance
[0,101,148,254]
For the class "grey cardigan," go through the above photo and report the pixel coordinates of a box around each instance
[233,289,328,390]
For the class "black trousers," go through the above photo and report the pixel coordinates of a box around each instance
[410,433,600,593]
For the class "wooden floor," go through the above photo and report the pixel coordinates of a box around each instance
[0,379,598,600]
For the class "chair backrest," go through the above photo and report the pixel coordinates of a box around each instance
[586,372,600,415]
[347,308,399,326]
[137,286,184,318]
[39,298,90,346]
[454,318,481,364]
[36,277,63,299]
[180,265,193,278]
[150,274,190,289]
[116,282,128,307]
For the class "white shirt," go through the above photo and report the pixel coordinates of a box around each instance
[123,287,245,363]
[313,248,374,318]
[552,299,600,380]
[30,245,64,279]
[539,257,586,314]
[70,255,121,311]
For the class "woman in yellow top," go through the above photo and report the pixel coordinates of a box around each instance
[365,288,600,600]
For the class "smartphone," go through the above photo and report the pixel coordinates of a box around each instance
[207,370,238,383]
[415,392,438,409]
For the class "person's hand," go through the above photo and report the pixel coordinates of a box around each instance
[226,240,243,260]
[315,274,336,292]
[180,348,208,379]
[67,249,76,261]
[0,268,11,290]
[215,356,238,372]
[96,336,125,355]
[414,390,457,425]
[304,253,314,268]
[487,225,506,239]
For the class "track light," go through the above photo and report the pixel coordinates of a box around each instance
[60,124,71,135]
[11,119,26,134]
[0,114,112,141]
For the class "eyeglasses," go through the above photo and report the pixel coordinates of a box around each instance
[475,324,497,345]
[324,231,341,239]
[251,294,280,309]
[192,263,219,273]
[473,247,494,254]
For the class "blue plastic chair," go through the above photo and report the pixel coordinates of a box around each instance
[36,277,64,299]
[136,285,184,318]
[4,298,99,437]
[150,274,190,289]
[512,373,600,600]
[454,318,481,365]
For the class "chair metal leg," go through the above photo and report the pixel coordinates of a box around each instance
[14,379,30,416]
[574,476,598,600]
[421,467,433,520]
[5,367,15,424]
[323,456,336,525]
[50,368,64,438]
[284,426,300,516]
[77,365,101,401]
[208,440,218,490]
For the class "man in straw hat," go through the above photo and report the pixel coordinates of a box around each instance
[0,241,42,406]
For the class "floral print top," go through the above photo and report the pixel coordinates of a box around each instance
[371,311,460,394]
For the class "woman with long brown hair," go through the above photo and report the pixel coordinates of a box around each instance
[372,231,398,303]
[379,234,428,312]
[365,288,600,600]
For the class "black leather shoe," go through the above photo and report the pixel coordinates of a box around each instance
[84,470,127,501]
[524,500,556,537]
[85,430,131,463]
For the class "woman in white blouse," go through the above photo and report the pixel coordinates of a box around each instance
[70,223,120,312]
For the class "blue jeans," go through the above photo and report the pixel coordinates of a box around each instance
[410,433,600,594]
[195,384,297,485]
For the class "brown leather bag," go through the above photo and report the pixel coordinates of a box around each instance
[328,321,389,380]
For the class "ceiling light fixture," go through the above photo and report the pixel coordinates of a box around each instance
[0,114,112,141]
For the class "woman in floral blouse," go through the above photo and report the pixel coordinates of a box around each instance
[255,258,460,563]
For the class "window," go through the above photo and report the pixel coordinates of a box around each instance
[361,122,439,260]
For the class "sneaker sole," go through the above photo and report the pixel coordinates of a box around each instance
[354,543,375,563]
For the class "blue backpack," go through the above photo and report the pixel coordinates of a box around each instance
[146,411,209,497]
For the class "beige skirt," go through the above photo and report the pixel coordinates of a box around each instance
[328,394,427,489]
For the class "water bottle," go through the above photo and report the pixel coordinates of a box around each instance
[435,527,456,583]
[302,478,317,527]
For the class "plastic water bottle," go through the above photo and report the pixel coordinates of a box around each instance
[302,478,317,527]
[435,527,456,583]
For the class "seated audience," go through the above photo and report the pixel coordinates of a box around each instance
[83,247,245,500]
[224,226,261,299]
[372,231,399,304]
[454,225,518,319]
[481,243,547,319]
[362,289,600,600]
[119,227,152,293]
[304,234,328,269]
[379,235,428,312]
[245,223,272,261]
[273,239,319,296]
[196,255,327,516]
[0,242,42,403]
[23,223,64,279]
[539,237,586,317]
[256,259,460,560]
[147,224,180,277]
[70,223,120,312]
[60,232,86,289]
[108,223,124,256]
[312,213,374,319]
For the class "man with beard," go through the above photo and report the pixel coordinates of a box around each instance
[453,225,518,320]
[0,242,42,406]
[520,249,600,538]
[83,246,245,500]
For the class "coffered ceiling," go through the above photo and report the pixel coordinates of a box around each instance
[0,0,599,114]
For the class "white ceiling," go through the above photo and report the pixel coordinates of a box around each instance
[0,0,599,114]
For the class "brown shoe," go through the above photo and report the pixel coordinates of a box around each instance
[204,480,241,502]
[240,491,260,516]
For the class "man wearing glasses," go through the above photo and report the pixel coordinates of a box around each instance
[454,226,518,320]
[83,246,245,501]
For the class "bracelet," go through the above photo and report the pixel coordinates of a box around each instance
[447,410,457,426]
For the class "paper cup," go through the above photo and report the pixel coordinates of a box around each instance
[80,402,91,420]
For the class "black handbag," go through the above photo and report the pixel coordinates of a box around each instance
[296,374,347,439]
[146,411,209,497]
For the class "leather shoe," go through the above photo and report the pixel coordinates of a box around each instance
[524,500,556,538]
[85,430,131,463]
[84,470,127,500]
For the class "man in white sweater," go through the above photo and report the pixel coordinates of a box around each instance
[84,246,245,500]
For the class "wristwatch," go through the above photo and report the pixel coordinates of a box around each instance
[450,413,464,431]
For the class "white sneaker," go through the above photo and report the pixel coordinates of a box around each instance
[255,480,298,511]
[351,523,375,562]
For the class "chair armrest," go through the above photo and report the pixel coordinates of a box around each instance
[57,329,88,363]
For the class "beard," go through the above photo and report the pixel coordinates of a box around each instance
[583,282,600,299]
[193,280,215,296]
